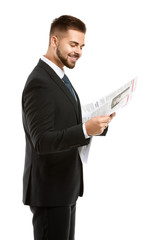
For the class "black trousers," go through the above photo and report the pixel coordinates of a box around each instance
[30,204,76,240]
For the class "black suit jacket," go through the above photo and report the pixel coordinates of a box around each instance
[22,59,108,207]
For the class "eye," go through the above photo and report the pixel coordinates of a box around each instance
[70,43,76,47]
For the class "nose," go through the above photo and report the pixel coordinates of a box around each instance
[74,46,82,57]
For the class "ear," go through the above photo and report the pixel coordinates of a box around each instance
[50,35,59,48]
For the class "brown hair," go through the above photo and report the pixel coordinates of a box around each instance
[49,15,86,43]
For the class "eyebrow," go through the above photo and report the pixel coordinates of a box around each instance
[70,41,85,47]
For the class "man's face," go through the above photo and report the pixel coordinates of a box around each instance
[54,29,85,69]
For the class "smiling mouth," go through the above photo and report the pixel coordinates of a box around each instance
[68,55,79,62]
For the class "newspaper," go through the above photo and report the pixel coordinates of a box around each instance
[78,78,137,164]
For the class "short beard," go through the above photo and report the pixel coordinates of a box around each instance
[56,46,75,69]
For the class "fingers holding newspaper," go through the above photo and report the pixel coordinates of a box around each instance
[85,112,116,136]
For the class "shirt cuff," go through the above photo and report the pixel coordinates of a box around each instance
[82,123,90,139]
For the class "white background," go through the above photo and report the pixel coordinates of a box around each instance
[0,0,159,239]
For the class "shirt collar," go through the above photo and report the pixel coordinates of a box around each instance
[41,55,64,79]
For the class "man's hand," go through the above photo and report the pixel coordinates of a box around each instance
[85,112,116,136]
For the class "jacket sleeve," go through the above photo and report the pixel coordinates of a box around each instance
[22,78,90,155]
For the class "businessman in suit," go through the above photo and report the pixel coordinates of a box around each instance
[22,15,115,240]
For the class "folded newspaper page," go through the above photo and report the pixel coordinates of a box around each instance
[79,77,137,164]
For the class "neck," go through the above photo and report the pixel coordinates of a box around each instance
[44,50,64,70]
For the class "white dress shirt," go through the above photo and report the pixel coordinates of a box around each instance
[41,56,89,139]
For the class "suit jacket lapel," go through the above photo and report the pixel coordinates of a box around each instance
[37,59,80,122]
[72,86,82,122]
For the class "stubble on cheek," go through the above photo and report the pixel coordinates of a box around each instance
[56,47,76,69]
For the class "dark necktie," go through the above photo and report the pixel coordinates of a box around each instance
[62,74,76,100]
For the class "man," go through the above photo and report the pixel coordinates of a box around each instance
[22,15,115,240]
